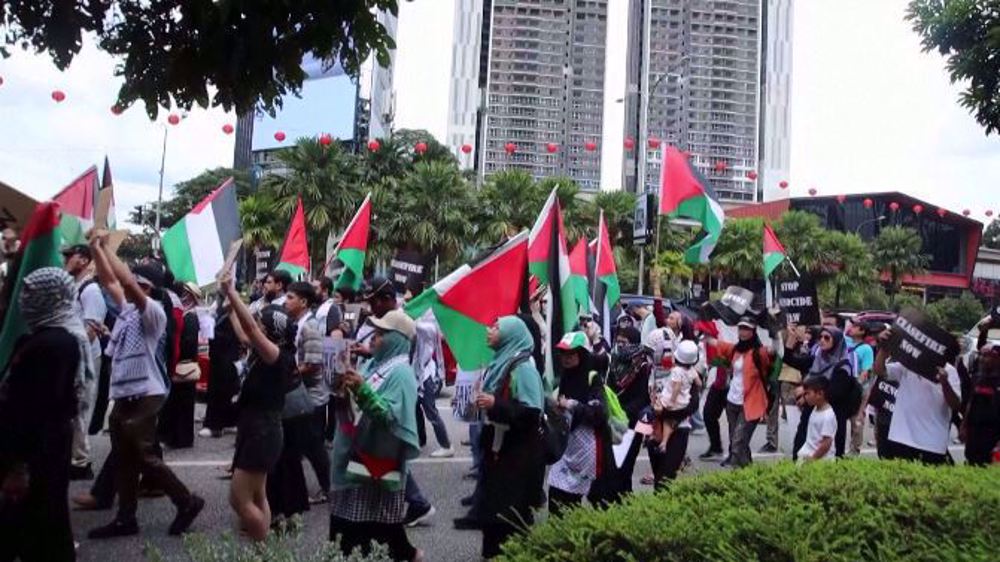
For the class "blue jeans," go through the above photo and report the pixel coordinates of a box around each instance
[405,471,431,511]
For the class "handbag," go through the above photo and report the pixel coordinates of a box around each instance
[173,360,201,383]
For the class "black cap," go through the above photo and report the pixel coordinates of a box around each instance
[362,276,396,301]
[62,244,92,259]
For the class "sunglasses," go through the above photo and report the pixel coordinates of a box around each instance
[820,334,834,341]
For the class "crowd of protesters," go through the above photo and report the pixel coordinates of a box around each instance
[2,225,1000,561]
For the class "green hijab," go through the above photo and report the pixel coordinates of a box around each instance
[482,316,544,410]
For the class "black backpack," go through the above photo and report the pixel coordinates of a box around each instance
[499,352,568,465]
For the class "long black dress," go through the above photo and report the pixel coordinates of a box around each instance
[0,328,80,561]
[205,307,240,431]
[158,311,199,448]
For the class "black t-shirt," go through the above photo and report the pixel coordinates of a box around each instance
[238,348,294,414]
[967,373,1000,427]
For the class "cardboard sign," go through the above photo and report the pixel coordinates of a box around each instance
[777,277,820,326]
[94,188,114,229]
[885,308,959,381]
[217,238,243,279]
[708,285,755,325]
[0,181,39,233]
[390,250,429,295]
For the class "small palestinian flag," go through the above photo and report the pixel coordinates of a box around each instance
[405,231,528,369]
[0,202,65,379]
[100,156,117,230]
[275,196,310,280]
[162,178,242,287]
[658,146,725,264]
[53,166,99,245]
[332,194,371,292]
[763,223,787,278]
[594,210,620,308]
[568,238,591,317]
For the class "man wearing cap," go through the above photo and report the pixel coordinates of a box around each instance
[63,244,106,480]
[85,231,204,539]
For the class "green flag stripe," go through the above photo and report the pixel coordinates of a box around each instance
[599,273,621,307]
[432,302,492,370]
[275,262,307,280]
[161,218,197,285]
[334,248,366,291]
[763,252,785,277]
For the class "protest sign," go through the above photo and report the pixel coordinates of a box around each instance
[390,250,429,295]
[0,181,38,233]
[885,308,959,380]
[777,276,820,326]
[708,285,755,325]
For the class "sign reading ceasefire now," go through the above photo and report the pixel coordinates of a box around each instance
[885,308,959,381]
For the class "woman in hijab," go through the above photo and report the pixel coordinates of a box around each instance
[158,282,202,449]
[605,326,650,496]
[218,271,294,541]
[329,309,422,562]
[475,316,544,560]
[547,331,613,516]
[0,267,92,561]
[785,325,862,459]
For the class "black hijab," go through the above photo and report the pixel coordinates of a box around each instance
[557,347,595,402]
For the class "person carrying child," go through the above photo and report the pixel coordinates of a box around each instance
[651,340,703,452]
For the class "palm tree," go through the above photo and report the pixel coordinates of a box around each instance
[710,217,764,283]
[870,226,930,305]
[537,176,594,241]
[822,230,877,309]
[774,210,839,277]
[651,250,693,298]
[475,169,546,244]
[239,194,283,249]
[592,191,636,247]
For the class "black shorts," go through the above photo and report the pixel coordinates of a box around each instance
[233,410,283,472]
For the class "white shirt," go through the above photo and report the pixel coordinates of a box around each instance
[886,362,961,455]
[727,355,745,405]
[78,280,107,361]
[797,404,837,461]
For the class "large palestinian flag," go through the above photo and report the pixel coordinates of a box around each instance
[331,194,371,292]
[53,166,99,245]
[0,202,65,379]
[763,223,787,278]
[658,146,725,264]
[405,231,528,369]
[275,196,310,280]
[162,178,242,287]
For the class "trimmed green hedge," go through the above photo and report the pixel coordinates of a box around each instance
[499,460,1000,561]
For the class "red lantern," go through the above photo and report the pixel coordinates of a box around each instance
[836,194,847,204]
[110,104,123,115]
[936,208,947,218]
[546,143,558,154]
[779,180,789,189]
[222,124,234,135]
[0,76,4,87]
[913,204,924,214]
[647,137,661,149]
[461,143,472,154]
[808,188,818,196]
[584,141,597,152]
[714,161,728,173]
[988,210,995,218]
[505,142,517,154]
[746,170,758,180]
[624,137,635,150]
[863,198,874,209]
[414,142,428,154]
[167,113,180,125]
[367,139,380,152]
[319,133,332,146]
[51,90,65,102]
[889,202,900,212]
[274,131,286,142]
[963,209,971,216]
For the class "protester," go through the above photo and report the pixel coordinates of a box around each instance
[249,269,291,315]
[157,282,201,449]
[652,340,702,452]
[605,326,652,495]
[0,267,88,560]
[329,310,423,562]
[961,317,1000,466]
[86,232,204,539]
[313,276,343,336]
[871,328,962,464]
[414,313,454,457]
[547,331,613,517]
[695,320,729,460]
[785,326,862,459]
[703,316,775,468]
[0,227,18,288]
[201,294,241,438]
[217,270,293,541]
[847,322,875,455]
[796,376,837,463]
[475,316,544,559]
[64,243,105,480]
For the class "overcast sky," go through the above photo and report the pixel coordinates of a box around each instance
[0,0,996,228]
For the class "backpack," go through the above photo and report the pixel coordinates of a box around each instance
[589,370,629,445]
[499,351,568,465]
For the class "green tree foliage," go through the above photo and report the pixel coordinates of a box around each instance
[821,230,878,310]
[475,170,547,245]
[908,0,1000,134]
[592,191,636,247]
[927,292,985,333]
[774,210,839,278]
[870,226,930,305]
[710,217,764,282]
[1,2,400,118]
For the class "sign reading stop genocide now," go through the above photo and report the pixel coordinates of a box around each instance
[777,277,821,326]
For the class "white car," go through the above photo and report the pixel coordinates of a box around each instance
[960,323,1000,369]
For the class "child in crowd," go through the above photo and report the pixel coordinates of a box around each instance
[797,375,837,463]
[652,340,702,452]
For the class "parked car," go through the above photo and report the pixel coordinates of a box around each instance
[959,323,1000,370]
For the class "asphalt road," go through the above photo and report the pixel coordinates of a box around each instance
[69,397,964,562]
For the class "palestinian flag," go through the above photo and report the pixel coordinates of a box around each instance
[53,166,99,245]
[275,197,310,280]
[162,178,242,287]
[568,238,591,317]
[331,194,371,292]
[0,202,65,379]
[763,223,787,278]
[592,210,620,337]
[405,231,528,369]
[658,146,725,264]
[100,156,117,230]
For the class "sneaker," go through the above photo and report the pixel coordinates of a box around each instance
[88,519,139,539]
[72,492,112,511]
[404,505,436,527]
[168,495,205,536]
[198,428,221,438]
[452,515,482,530]
[698,449,723,460]
[69,464,95,481]
[430,447,455,458]
[309,491,329,505]
[758,444,779,454]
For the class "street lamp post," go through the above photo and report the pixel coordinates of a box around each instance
[855,215,887,236]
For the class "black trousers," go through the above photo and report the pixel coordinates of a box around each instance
[966,424,1000,466]
[547,487,583,520]
[329,516,416,562]
[703,385,728,453]
[266,415,310,518]
[88,352,112,435]
[889,441,948,465]
[303,406,331,493]
[158,381,196,449]
[647,427,690,491]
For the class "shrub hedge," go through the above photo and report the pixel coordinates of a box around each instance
[498,460,1000,562]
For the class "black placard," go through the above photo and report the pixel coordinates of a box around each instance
[777,277,820,326]
[708,286,755,325]
[390,250,429,295]
[885,308,959,381]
